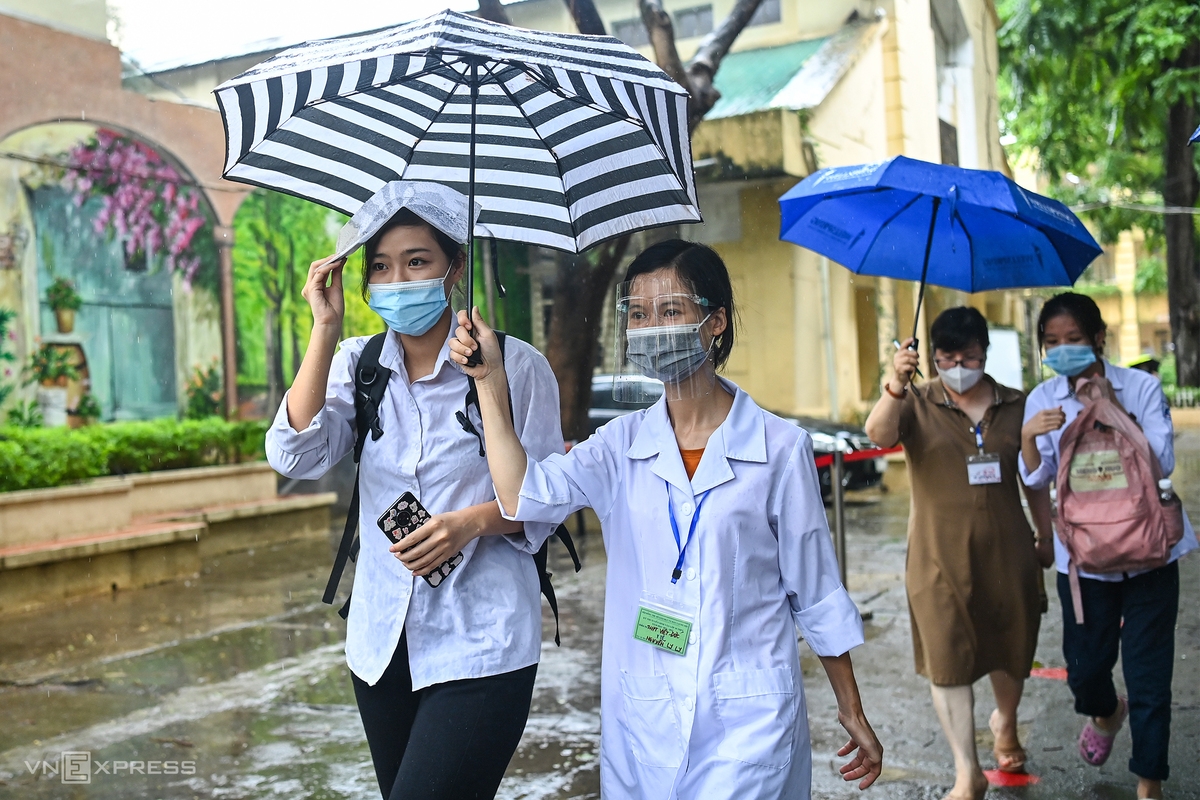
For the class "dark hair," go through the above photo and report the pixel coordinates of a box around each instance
[360,208,464,299]
[1037,292,1106,349]
[622,239,736,370]
[930,306,990,354]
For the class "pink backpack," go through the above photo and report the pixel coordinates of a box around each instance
[1055,379,1184,623]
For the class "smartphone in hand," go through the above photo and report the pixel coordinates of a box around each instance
[377,492,463,588]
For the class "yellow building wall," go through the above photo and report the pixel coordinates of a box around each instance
[692,111,791,177]
[807,30,890,168]
[708,179,874,420]
[715,180,799,414]
[964,0,1005,172]
[884,0,941,162]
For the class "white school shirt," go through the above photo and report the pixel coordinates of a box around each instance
[1019,360,1197,581]
[265,330,563,687]
[504,379,864,800]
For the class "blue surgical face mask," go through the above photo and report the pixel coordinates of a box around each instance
[1043,344,1097,377]
[368,268,452,336]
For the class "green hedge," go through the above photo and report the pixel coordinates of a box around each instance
[0,418,269,492]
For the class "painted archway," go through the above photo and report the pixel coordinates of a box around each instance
[0,122,224,421]
[0,13,250,414]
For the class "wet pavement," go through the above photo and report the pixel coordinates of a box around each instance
[0,435,1197,799]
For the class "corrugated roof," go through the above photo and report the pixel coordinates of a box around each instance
[704,20,880,121]
[707,38,828,120]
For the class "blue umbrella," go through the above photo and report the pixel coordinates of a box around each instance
[778,156,1102,345]
[1190,124,1200,145]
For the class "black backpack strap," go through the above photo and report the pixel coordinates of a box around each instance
[353,333,391,461]
[457,332,508,457]
[534,524,583,646]
[324,332,391,615]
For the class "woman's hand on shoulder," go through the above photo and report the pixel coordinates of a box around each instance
[449,307,505,383]
[302,255,346,330]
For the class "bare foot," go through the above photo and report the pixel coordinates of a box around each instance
[989,709,1026,773]
[1095,700,1125,733]
[943,770,989,800]
[1137,778,1163,799]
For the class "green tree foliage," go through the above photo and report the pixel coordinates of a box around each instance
[998,0,1200,383]
[233,190,379,411]
[1135,255,1169,294]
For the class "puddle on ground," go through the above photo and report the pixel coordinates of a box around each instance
[2,437,1198,800]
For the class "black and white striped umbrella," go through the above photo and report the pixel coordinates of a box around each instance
[214,9,701,263]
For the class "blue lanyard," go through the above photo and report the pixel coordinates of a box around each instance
[973,422,985,453]
[667,483,710,583]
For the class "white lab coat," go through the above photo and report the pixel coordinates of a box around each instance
[505,379,864,799]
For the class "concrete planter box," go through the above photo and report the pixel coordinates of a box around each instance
[127,462,278,518]
[0,462,336,614]
[0,480,133,548]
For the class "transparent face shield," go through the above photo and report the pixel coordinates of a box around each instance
[614,275,719,403]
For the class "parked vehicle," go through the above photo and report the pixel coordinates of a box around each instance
[586,376,886,500]
[774,413,887,499]
[585,375,663,437]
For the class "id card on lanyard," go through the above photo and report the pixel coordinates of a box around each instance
[966,422,1001,485]
[633,483,709,656]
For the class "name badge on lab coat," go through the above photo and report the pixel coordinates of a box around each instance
[966,453,1001,485]
[634,594,695,656]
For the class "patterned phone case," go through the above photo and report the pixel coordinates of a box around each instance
[377,492,463,588]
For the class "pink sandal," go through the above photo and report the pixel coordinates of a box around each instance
[1078,695,1127,766]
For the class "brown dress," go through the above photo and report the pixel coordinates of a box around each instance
[897,376,1043,686]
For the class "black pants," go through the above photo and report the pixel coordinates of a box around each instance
[1058,561,1179,781]
[351,633,537,800]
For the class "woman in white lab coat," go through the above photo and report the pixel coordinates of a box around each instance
[450,240,883,799]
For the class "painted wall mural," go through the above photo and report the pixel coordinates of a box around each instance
[232,189,380,417]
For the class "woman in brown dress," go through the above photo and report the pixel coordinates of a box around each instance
[865,307,1053,800]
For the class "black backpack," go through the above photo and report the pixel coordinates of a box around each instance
[322,331,581,644]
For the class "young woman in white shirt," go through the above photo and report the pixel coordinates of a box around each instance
[265,183,563,800]
[1020,292,1197,800]
[448,239,883,800]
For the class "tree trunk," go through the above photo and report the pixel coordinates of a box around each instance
[542,0,759,439]
[262,236,286,412]
[545,237,631,440]
[1163,46,1200,387]
[265,305,285,413]
[476,0,511,25]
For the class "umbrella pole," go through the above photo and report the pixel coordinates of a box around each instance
[465,61,483,365]
[910,195,941,350]
[466,61,479,319]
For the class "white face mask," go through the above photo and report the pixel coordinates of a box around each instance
[941,365,985,394]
